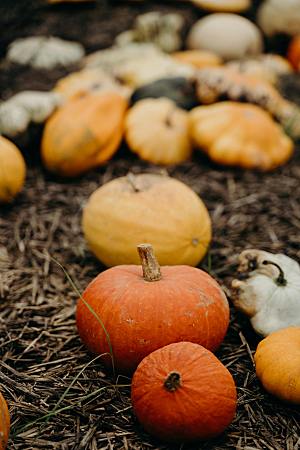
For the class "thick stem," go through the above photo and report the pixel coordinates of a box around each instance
[164,371,181,392]
[262,260,287,286]
[137,244,162,282]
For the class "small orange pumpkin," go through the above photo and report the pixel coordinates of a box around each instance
[76,244,229,373]
[0,136,26,203]
[287,35,300,71]
[41,92,127,177]
[0,392,10,450]
[254,327,300,404]
[131,341,237,443]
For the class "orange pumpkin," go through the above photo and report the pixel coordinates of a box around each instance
[254,327,300,404]
[76,244,229,373]
[287,36,300,71]
[0,392,10,450]
[131,341,237,443]
[0,136,26,203]
[41,92,127,177]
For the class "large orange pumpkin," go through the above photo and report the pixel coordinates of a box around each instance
[0,392,10,450]
[41,92,127,177]
[287,35,300,71]
[131,341,237,443]
[76,244,229,373]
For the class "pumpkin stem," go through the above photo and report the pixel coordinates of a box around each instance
[164,371,181,392]
[126,173,140,192]
[137,243,162,282]
[165,106,175,128]
[262,260,287,286]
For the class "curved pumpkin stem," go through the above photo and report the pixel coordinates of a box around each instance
[164,371,181,392]
[137,243,162,282]
[262,260,287,286]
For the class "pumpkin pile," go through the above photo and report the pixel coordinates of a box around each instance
[2,1,300,446]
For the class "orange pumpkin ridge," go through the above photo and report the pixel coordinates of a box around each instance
[76,244,229,373]
[131,341,237,443]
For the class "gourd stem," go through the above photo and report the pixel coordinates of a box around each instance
[126,173,140,192]
[164,371,181,392]
[262,260,287,286]
[137,244,162,282]
[165,106,175,128]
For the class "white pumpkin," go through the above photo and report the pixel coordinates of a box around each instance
[187,13,263,61]
[257,0,300,37]
[232,249,300,336]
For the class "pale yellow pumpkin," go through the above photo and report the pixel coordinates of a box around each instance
[190,102,293,170]
[125,99,192,165]
[41,92,128,177]
[82,173,212,267]
[0,136,26,203]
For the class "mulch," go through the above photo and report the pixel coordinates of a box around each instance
[0,1,300,449]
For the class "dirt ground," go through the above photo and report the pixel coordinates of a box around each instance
[0,1,300,449]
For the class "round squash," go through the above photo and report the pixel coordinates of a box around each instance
[131,341,237,442]
[0,392,10,450]
[190,102,294,170]
[287,35,300,71]
[187,14,263,61]
[82,173,212,266]
[254,327,300,404]
[125,98,192,165]
[41,92,128,177]
[191,0,250,12]
[0,136,26,203]
[76,244,229,373]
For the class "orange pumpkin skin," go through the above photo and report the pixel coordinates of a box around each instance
[287,36,300,71]
[41,92,127,177]
[76,264,229,373]
[254,327,300,404]
[0,392,10,450]
[131,342,237,443]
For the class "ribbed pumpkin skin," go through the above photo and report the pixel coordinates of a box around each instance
[0,136,26,203]
[76,265,229,373]
[82,174,211,267]
[41,92,127,177]
[0,392,10,450]
[131,342,237,443]
[254,327,300,404]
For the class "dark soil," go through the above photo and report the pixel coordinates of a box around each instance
[0,1,300,449]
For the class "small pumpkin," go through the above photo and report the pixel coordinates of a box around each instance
[0,136,26,203]
[195,68,300,139]
[131,341,237,442]
[254,327,300,404]
[125,99,192,165]
[257,0,300,37]
[41,92,127,177]
[76,244,229,373]
[130,77,198,110]
[82,173,211,266]
[172,50,222,69]
[231,249,300,336]
[0,391,10,450]
[190,102,293,170]
[53,69,131,101]
[287,35,300,71]
[187,14,263,61]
